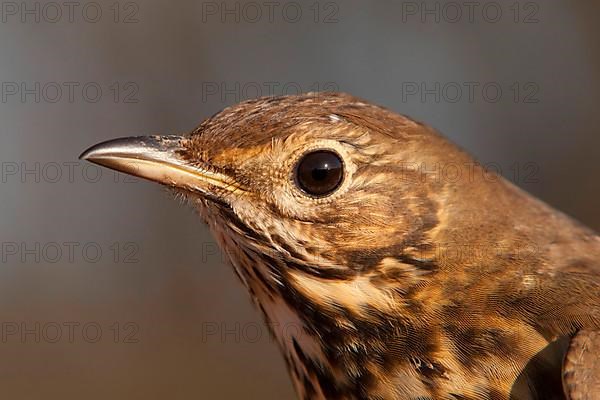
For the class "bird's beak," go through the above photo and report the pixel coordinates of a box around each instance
[79,136,243,195]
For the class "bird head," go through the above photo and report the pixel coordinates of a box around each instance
[81,93,474,284]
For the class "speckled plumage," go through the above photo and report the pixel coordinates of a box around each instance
[82,92,600,400]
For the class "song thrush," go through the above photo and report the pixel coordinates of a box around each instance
[80,93,600,400]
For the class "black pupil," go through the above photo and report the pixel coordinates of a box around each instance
[296,150,343,196]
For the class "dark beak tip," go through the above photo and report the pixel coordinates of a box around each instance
[79,140,120,164]
[79,147,94,161]
[78,136,148,163]
[79,138,121,163]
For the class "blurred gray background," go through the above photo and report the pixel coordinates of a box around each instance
[0,0,599,399]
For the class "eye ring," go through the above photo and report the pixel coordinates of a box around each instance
[294,149,344,197]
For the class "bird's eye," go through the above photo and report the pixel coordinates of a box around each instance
[295,150,344,197]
